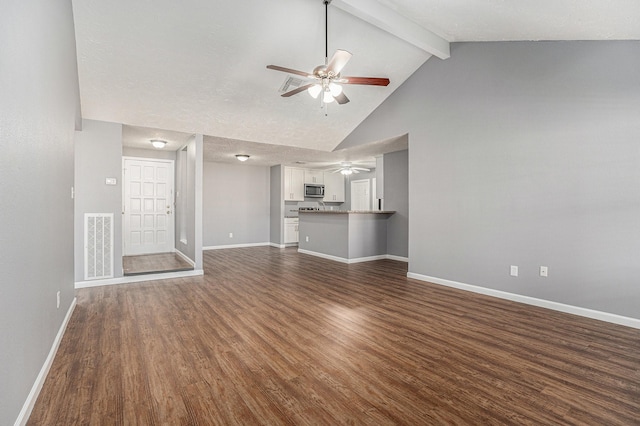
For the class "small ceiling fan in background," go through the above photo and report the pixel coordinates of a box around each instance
[266,0,390,108]
[329,162,371,175]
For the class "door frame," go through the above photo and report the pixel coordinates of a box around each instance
[122,156,175,255]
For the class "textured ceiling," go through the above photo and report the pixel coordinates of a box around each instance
[74,0,640,161]
[384,0,640,42]
[73,0,429,153]
[122,124,407,169]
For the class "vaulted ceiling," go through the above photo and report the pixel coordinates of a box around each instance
[73,0,640,160]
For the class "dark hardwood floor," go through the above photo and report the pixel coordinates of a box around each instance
[123,252,194,276]
[28,247,640,425]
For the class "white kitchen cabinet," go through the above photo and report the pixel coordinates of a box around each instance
[323,171,345,202]
[284,167,304,201]
[284,218,299,243]
[304,169,324,184]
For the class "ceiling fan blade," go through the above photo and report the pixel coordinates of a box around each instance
[281,83,314,97]
[334,92,350,105]
[341,76,390,86]
[267,65,312,78]
[352,167,370,171]
[326,50,352,76]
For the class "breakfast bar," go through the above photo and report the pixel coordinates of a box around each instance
[297,210,395,263]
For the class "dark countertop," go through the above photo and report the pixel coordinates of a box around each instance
[298,210,395,215]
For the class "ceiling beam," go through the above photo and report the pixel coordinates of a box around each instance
[332,0,450,60]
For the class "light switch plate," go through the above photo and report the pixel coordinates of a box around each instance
[105,177,117,185]
[540,266,548,277]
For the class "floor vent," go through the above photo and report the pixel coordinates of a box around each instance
[84,213,114,280]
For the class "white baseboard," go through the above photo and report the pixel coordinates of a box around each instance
[386,254,409,262]
[203,242,270,250]
[15,297,77,426]
[298,249,406,264]
[270,242,285,248]
[407,272,640,330]
[75,269,204,289]
[174,249,195,267]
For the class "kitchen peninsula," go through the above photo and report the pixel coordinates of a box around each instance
[297,210,395,263]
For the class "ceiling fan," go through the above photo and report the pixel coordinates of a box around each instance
[266,0,390,107]
[329,162,371,175]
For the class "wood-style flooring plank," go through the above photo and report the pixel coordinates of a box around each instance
[27,246,640,425]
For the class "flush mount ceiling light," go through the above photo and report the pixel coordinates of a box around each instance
[150,139,167,149]
[235,154,250,162]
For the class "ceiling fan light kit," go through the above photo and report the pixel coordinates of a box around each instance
[331,161,370,175]
[266,0,390,112]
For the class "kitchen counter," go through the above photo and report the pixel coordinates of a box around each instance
[298,210,395,215]
[297,210,395,263]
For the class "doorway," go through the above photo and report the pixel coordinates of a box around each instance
[350,179,371,211]
[122,157,175,256]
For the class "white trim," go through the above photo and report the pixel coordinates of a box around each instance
[386,254,409,262]
[297,249,404,264]
[75,269,204,289]
[203,242,271,250]
[122,155,175,164]
[407,272,640,330]
[270,242,286,249]
[332,0,450,59]
[14,297,77,426]
[174,249,195,267]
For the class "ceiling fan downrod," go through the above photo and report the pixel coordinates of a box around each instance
[324,0,330,64]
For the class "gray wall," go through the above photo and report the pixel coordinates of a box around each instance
[203,162,270,247]
[383,149,409,258]
[175,135,204,269]
[0,0,80,422]
[270,165,283,244]
[298,214,349,258]
[340,41,640,319]
[122,146,177,161]
[348,215,389,258]
[74,119,124,281]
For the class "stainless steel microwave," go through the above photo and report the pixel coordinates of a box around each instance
[304,183,325,198]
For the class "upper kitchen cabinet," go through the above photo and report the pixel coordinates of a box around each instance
[304,169,324,184]
[323,171,345,202]
[284,167,305,201]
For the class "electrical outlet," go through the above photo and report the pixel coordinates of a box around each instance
[305,236,309,242]
[56,291,60,309]
[540,266,548,277]
[229,232,233,238]
[510,265,519,277]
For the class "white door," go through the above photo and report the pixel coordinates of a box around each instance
[123,158,175,255]
[351,179,371,211]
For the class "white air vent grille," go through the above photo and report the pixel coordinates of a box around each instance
[279,76,306,93]
[84,213,114,280]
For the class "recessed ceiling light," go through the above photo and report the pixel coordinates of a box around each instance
[236,154,250,162]
[151,139,167,149]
